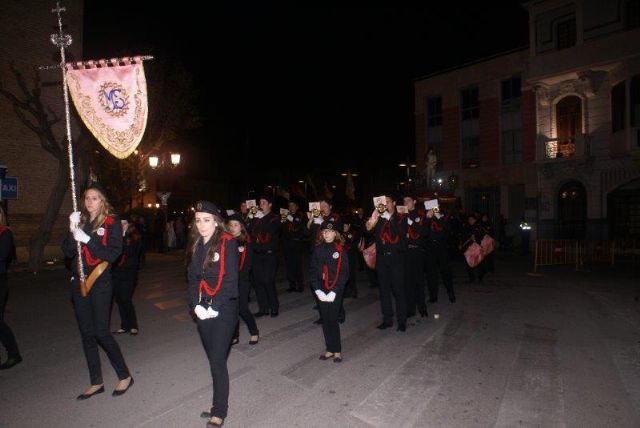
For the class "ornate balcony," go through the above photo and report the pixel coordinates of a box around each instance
[536,134,590,162]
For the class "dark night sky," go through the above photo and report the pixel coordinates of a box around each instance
[84,2,529,184]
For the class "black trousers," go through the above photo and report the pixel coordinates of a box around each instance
[72,279,130,385]
[0,280,20,359]
[197,301,238,420]
[366,264,379,288]
[237,277,259,336]
[252,252,279,313]
[405,248,427,315]
[318,289,343,353]
[344,250,358,298]
[113,271,139,331]
[284,241,304,290]
[376,252,407,325]
[467,259,487,283]
[426,246,455,300]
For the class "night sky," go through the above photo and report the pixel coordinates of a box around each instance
[83,2,528,192]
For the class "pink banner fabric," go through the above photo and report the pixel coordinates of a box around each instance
[66,61,148,159]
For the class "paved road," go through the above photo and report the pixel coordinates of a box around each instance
[1,252,639,427]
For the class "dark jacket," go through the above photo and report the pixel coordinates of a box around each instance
[237,235,253,283]
[187,232,239,311]
[373,212,408,254]
[424,215,451,248]
[310,242,349,293]
[0,226,15,277]
[283,211,306,242]
[406,208,427,249]
[250,211,281,253]
[112,231,142,275]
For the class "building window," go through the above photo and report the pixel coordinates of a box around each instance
[627,0,640,30]
[631,75,640,127]
[549,96,582,159]
[612,81,626,133]
[461,86,479,120]
[462,136,480,166]
[556,18,576,50]
[502,129,523,165]
[427,96,442,127]
[501,75,522,108]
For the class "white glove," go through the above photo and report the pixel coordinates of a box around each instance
[381,211,391,220]
[286,215,294,222]
[435,213,443,219]
[248,213,254,219]
[194,305,208,320]
[326,291,336,302]
[315,289,328,302]
[69,211,81,231]
[313,217,323,225]
[72,227,91,244]
[407,218,414,226]
[255,211,265,219]
[206,306,219,318]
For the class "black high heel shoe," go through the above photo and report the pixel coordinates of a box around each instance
[76,385,104,400]
[112,377,134,397]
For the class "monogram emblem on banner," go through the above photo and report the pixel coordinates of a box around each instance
[98,82,129,117]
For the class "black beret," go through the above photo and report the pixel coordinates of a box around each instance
[227,213,245,225]
[195,200,221,217]
[120,213,132,222]
[259,194,273,204]
[321,217,343,232]
[85,181,111,200]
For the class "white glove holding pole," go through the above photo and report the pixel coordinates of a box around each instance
[206,306,219,318]
[326,291,336,302]
[315,289,328,302]
[72,227,91,244]
[69,211,81,231]
[194,305,209,320]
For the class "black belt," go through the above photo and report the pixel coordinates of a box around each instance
[407,244,423,250]
[201,296,238,305]
[254,249,275,255]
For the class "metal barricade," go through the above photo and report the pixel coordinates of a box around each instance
[533,240,580,273]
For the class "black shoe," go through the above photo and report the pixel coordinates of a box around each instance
[397,323,406,332]
[0,355,22,370]
[249,335,259,345]
[319,353,334,360]
[333,356,343,363]
[200,407,214,419]
[376,322,392,330]
[313,318,323,325]
[112,377,134,397]
[207,417,224,427]
[270,311,279,318]
[253,311,268,318]
[76,385,104,400]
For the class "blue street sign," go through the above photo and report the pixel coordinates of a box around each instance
[1,177,18,200]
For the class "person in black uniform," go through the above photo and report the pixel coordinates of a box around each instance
[403,195,428,318]
[112,214,142,335]
[249,195,281,317]
[366,195,408,331]
[283,198,306,293]
[0,205,21,370]
[227,213,259,345]
[310,218,349,362]
[62,182,132,399]
[187,201,239,428]
[424,205,455,302]
[341,215,361,299]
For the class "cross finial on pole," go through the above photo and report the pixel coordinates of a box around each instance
[51,2,66,14]
[50,1,72,49]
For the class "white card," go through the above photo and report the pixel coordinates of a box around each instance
[245,199,257,208]
[373,195,387,207]
[226,209,235,216]
[424,199,439,210]
[309,202,321,212]
[396,205,408,214]
[280,208,289,216]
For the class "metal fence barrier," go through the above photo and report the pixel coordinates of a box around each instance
[532,239,638,273]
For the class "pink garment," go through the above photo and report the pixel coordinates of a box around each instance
[464,242,484,268]
[363,243,377,269]
[480,235,496,255]
[66,60,148,159]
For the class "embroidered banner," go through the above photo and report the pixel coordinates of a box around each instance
[66,58,148,159]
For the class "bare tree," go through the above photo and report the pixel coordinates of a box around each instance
[0,64,91,271]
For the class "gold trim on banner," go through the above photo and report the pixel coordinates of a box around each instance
[67,66,148,159]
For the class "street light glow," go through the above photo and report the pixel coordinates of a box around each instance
[149,156,159,168]
[170,153,181,166]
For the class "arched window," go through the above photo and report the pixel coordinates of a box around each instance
[558,181,586,239]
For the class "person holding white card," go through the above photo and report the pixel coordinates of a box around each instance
[403,194,428,318]
[366,195,408,332]
[424,200,456,303]
[311,218,349,362]
[186,201,239,427]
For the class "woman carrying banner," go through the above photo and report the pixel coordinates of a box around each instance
[187,201,238,427]
[227,213,259,346]
[62,182,133,399]
[310,217,349,363]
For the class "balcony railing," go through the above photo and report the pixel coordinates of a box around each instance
[537,134,590,162]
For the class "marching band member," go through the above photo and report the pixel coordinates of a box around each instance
[366,195,408,331]
[310,218,349,362]
[112,214,142,335]
[62,182,133,399]
[187,201,239,427]
[425,205,456,302]
[283,198,306,293]
[227,213,259,345]
[403,195,428,318]
[342,215,362,299]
